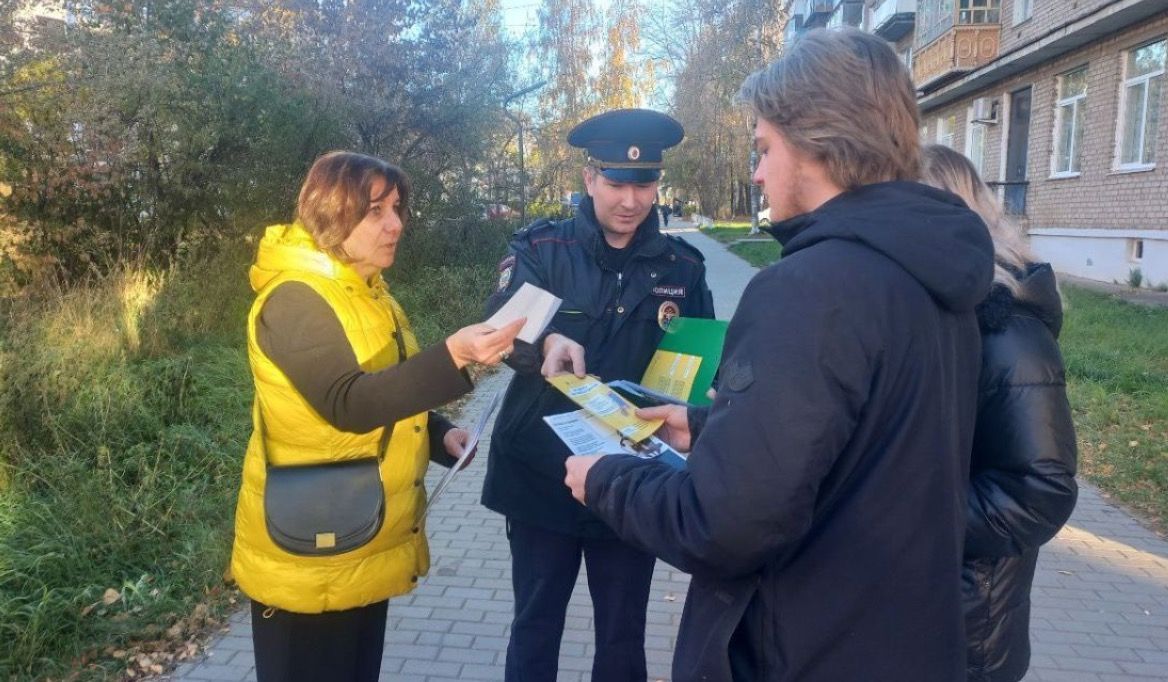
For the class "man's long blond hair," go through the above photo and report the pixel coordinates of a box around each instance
[921,144,1034,295]
[738,28,921,189]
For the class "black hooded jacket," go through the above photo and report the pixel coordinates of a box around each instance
[584,182,995,681]
[964,263,1078,682]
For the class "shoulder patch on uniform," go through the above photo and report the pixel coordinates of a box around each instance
[721,359,754,392]
[667,234,706,262]
[496,254,516,291]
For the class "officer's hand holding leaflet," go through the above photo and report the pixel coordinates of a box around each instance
[541,332,586,377]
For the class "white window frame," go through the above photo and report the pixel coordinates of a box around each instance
[1051,66,1087,178]
[965,106,987,176]
[1114,38,1165,172]
[1013,0,1033,25]
[936,114,957,149]
[957,0,1000,25]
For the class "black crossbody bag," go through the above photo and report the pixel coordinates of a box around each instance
[260,307,408,556]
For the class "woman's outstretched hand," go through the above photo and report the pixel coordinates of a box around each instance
[446,317,526,368]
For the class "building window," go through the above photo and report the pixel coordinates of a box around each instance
[1129,238,1145,263]
[918,0,955,47]
[1053,66,1088,176]
[966,107,987,176]
[958,0,1000,25]
[1117,38,1166,169]
[1013,0,1033,24]
[936,114,958,149]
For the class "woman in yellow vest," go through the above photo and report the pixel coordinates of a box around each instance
[232,151,523,681]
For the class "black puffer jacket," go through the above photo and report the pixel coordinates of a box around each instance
[964,263,1078,682]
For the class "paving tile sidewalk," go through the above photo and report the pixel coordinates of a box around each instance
[170,221,1168,681]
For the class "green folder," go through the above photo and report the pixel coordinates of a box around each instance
[642,317,729,406]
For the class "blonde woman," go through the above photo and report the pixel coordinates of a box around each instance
[923,144,1078,682]
[232,151,522,681]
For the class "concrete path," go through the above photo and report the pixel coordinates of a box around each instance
[661,225,759,320]
[169,219,1168,681]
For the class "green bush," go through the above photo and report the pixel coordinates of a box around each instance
[524,200,570,222]
[389,218,513,345]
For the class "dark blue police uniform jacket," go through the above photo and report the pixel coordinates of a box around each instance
[482,196,715,538]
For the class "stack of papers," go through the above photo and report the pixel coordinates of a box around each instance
[484,282,562,343]
[543,410,687,470]
[543,374,686,469]
[546,374,662,443]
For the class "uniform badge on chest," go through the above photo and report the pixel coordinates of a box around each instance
[657,300,680,330]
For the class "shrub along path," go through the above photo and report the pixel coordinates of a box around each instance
[171,221,1168,681]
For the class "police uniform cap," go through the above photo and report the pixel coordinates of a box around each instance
[567,109,684,183]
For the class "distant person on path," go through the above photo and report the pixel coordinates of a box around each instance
[231,151,522,682]
[482,108,715,682]
[923,143,1079,682]
[564,28,995,681]
[661,199,673,226]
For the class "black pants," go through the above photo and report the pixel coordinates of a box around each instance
[505,519,656,682]
[250,599,387,682]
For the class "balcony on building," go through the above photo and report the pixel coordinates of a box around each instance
[828,1,865,29]
[801,0,836,29]
[785,12,806,43]
[913,0,1002,92]
[870,0,916,41]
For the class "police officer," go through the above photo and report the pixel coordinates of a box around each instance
[482,109,715,682]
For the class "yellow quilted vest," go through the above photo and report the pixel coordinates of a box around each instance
[231,223,431,613]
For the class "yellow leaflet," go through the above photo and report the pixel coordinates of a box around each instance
[641,350,703,401]
[546,374,663,444]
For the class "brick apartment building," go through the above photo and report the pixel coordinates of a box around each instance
[785,0,1168,288]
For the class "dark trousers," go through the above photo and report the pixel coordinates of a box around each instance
[250,599,387,682]
[505,518,656,682]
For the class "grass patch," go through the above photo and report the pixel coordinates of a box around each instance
[697,222,782,268]
[1059,287,1168,531]
[702,222,759,245]
[0,257,253,680]
[0,217,512,679]
[702,222,782,268]
[728,241,782,268]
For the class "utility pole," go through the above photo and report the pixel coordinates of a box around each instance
[503,80,548,226]
[749,7,764,235]
[749,146,760,234]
